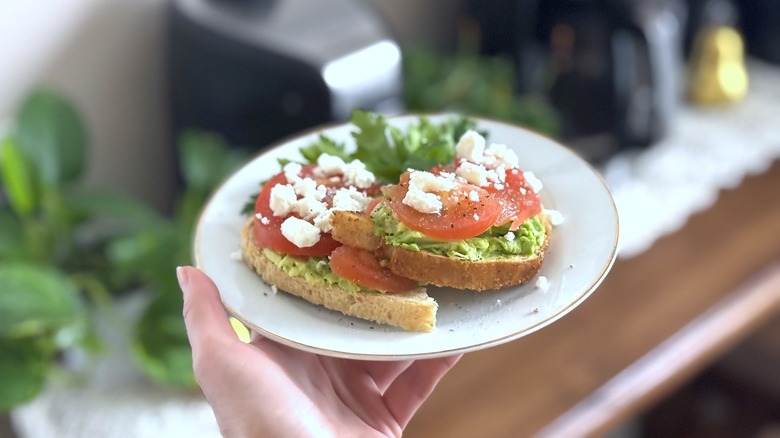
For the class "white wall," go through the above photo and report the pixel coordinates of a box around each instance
[1,0,174,211]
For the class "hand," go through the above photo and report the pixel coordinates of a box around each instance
[177,266,461,438]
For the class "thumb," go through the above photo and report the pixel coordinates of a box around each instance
[178,266,236,352]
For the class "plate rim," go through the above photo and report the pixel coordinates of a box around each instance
[193,113,620,360]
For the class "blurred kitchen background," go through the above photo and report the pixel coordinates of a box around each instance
[1,0,779,436]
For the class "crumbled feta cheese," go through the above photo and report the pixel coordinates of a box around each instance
[544,209,565,226]
[468,190,480,202]
[455,130,486,163]
[535,275,549,291]
[270,284,278,294]
[456,161,489,186]
[503,231,515,241]
[229,250,243,261]
[317,153,347,175]
[409,170,456,192]
[332,187,369,211]
[524,171,543,193]
[484,143,519,168]
[293,177,318,197]
[403,186,442,214]
[313,210,333,232]
[269,184,297,216]
[473,213,480,220]
[280,217,320,247]
[343,160,376,189]
[282,162,302,183]
[293,197,328,220]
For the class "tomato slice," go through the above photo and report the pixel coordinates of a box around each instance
[487,169,541,230]
[253,169,341,257]
[383,173,502,240]
[329,246,418,293]
[364,197,384,217]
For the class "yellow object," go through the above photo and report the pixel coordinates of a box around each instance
[229,316,251,343]
[688,26,749,105]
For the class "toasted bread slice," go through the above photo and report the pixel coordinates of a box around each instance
[240,219,437,332]
[330,211,551,291]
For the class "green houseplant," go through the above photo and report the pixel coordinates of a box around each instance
[0,89,247,409]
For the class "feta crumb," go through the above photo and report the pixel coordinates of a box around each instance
[280,217,321,247]
[484,143,519,167]
[535,275,549,292]
[524,171,544,193]
[312,210,333,232]
[455,130,486,163]
[473,213,480,220]
[282,162,302,183]
[343,160,376,189]
[229,250,243,261]
[403,186,442,214]
[331,187,369,211]
[293,177,318,197]
[409,170,457,192]
[544,208,565,226]
[270,284,278,294]
[293,196,328,220]
[456,161,489,186]
[503,231,515,241]
[316,153,347,175]
[269,184,297,216]
[468,190,480,202]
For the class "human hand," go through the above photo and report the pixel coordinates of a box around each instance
[177,266,461,438]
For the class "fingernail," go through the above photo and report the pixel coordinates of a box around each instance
[176,266,189,290]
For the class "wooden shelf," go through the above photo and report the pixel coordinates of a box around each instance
[405,160,780,438]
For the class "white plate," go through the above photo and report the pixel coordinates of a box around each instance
[194,115,619,360]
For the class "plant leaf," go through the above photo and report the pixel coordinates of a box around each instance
[65,188,162,232]
[0,337,55,410]
[0,263,82,338]
[132,288,195,387]
[0,137,38,216]
[178,130,239,191]
[0,209,25,258]
[15,89,88,186]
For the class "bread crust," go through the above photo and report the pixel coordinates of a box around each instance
[332,211,551,291]
[240,219,437,332]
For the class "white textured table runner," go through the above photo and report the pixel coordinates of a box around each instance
[11,60,780,438]
[604,60,780,258]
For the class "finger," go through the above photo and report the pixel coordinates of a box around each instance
[178,266,236,353]
[361,360,414,393]
[382,354,462,428]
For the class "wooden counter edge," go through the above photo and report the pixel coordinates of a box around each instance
[535,262,780,438]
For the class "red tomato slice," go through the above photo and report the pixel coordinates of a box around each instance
[364,197,384,217]
[253,168,341,257]
[487,169,541,230]
[382,173,503,240]
[329,246,418,293]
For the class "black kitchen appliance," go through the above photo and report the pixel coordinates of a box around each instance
[168,0,403,150]
[470,0,686,159]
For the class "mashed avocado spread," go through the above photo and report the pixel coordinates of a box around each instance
[371,203,546,261]
[262,248,364,293]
